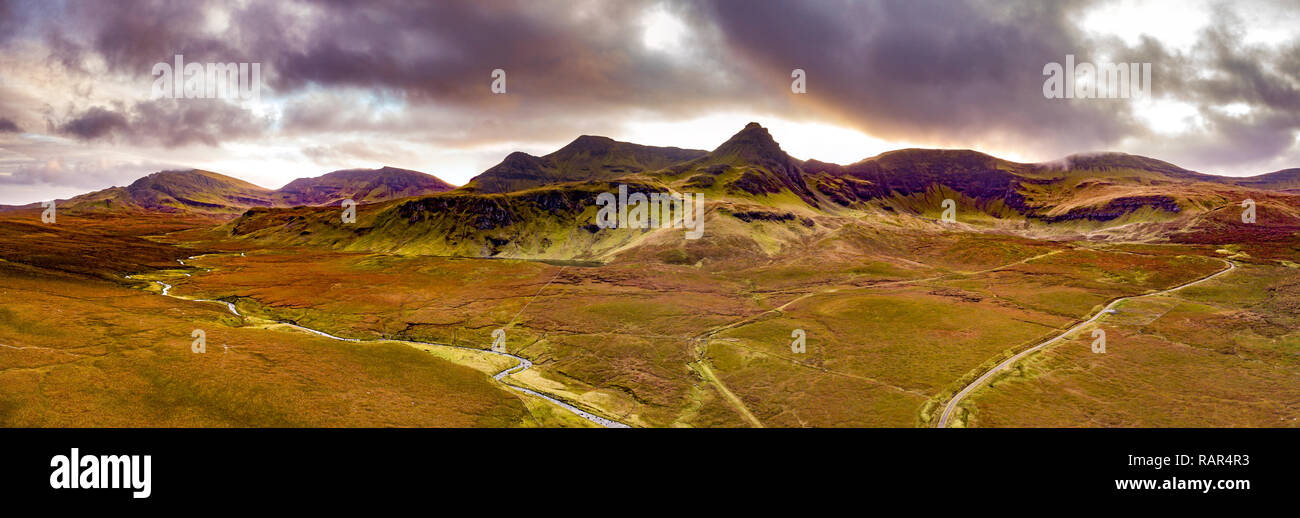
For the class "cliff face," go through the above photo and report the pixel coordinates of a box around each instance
[1038,196,1181,223]
[804,149,1030,212]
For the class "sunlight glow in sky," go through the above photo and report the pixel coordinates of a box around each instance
[1134,98,1205,136]
[623,114,918,165]
[1,0,1298,205]
[1080,0,1211,52]
[641,5,689,54]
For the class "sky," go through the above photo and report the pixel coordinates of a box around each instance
[1,0,1299,205]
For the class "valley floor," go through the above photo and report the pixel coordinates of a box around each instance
[0,211,1295,427]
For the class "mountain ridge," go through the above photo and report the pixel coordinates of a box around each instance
[461,135,708,194]
[9,122,1299,256]
[219,122,1300,265]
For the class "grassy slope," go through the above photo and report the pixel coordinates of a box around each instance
[172,211,1298,428]
[958,261,1299,427]
[0,214,557,427]
[6,128,1300,427]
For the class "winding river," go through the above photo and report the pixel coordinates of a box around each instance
[132,255,630,428]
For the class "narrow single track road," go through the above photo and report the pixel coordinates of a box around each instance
[935,259,1235,428]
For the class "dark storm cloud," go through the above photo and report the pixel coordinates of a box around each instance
[57,99,269,146]
[255,1,754,114]
[21,0,761,156]
[131,99,270,146]
[0,0,13,45]
[45,0,253,72]
[0,0,27,47]
[57,106,130,140]
[697,0,1300,169]
[43,0,748,115]
[698,0,1136,154]
[5,0,1300,174]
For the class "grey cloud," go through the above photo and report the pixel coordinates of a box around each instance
[301,140,420,167]
[277,89,631,148]
[1198,24,1300,111]
[48,0,252,73]
[131,99,270,147]
[44,0,753,119]
[58,106,130,140]
[56,99,270,147]
[0,129,183,204]
[0,151,177,191]
[699,0,1133,155]
[0,0,14,46]
[1099,6,1300,172]
[697,0,1300,171]
[3,0,1300,177]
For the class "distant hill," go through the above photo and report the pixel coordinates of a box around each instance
[273,166,455,206]
[6,167,458,217]
[59,169,277,216]
[1032,152,1215,181]
[1228,168,1300,192]
[461,135,707,194]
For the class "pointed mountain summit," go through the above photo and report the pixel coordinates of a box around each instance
[672,122,816,203]
[274,166,455,206]
[710,122,791,163]
[462,135,707,194]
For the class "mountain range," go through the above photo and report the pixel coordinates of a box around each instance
[7,122,1299,261]
[219,122,1300,263]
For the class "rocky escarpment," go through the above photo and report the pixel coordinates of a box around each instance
[392,181,669,231]
[804,149,1032,213]
[728,209,814,227]
[1038,195,1181,223]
